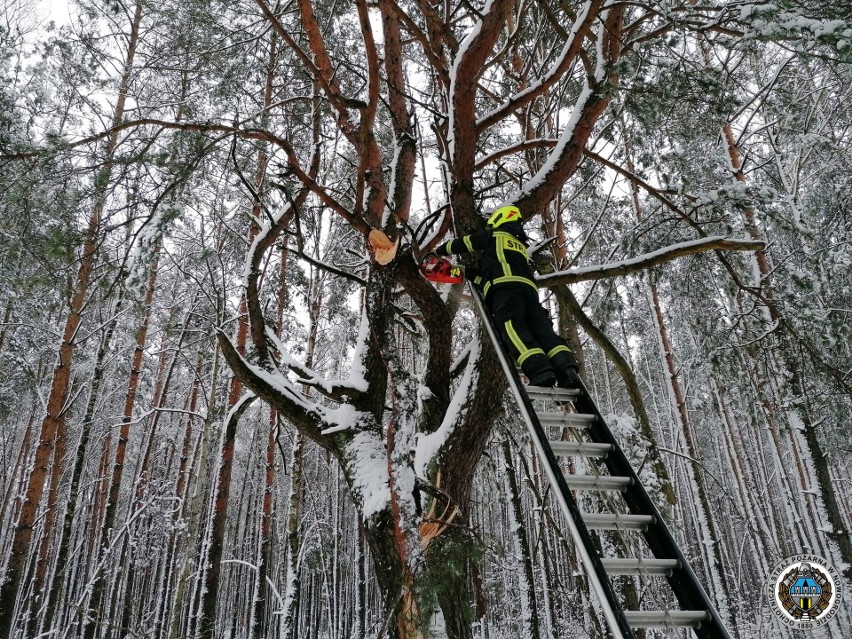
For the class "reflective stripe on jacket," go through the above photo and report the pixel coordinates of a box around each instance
[435,227,537,297]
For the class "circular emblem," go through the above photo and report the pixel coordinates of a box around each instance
[767,555,843,629]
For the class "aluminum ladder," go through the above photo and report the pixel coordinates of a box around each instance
[470,284,732,639]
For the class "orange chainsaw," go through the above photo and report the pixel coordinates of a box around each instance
[420,254,464,284]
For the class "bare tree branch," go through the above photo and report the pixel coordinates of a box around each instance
[538,236,766,286]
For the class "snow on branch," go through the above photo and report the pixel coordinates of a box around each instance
[265,326,367,402]
[216,330,331,446]
[475,0,602,133]
[509,6,624,215]
[537,236,766,286]
[415,337,482,478]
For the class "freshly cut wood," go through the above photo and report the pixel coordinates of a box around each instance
[368,228,398,265]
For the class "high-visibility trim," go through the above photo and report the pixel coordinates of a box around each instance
[463,235,474,252]
[495,232,528,257]
[483,276,538,296]
[505,320,544,365]
[495,235,512,278]
[439,240,453,256]
[547,345,572,358]
[518,348,545,365]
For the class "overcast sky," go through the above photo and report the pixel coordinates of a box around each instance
[36,0,71,26]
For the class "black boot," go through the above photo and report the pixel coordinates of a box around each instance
[523,354,556,387]
[551,351,582,389]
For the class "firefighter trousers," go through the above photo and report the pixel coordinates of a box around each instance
[489,284,575,381]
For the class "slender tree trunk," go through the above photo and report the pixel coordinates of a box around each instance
[1,177,93,635]
[0,404,37,555]
[84,238,159,639]
[199,28,277,635]
[620,123,734,623]
[0,298,12,366]
[280,432,305,639]
[250,416,277,639]
[154,351,202,639]
[722,125,852,575]
[168,346,219,639]
[0,6,143,634]
[37,299,122,636]
[29,411,68,619]
[501,440,540,639]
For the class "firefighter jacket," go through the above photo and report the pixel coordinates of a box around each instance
[435,223,537,299]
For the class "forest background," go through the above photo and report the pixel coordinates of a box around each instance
[0,1,850,638]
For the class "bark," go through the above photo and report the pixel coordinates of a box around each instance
[38,300,122,635]
[84,239,159,638]
[0,4,144,635]
[501,439,540,638]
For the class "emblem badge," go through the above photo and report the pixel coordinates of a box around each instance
[767,555,843,629]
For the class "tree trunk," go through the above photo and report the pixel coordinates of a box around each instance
[722,124,852,575]
[0,5,143,634]
[38,298,122,636]
[84,237,160,639]
[168,344,220,639]
[501,439,540,639]
[199,28,277,636]
[280,432,305,639]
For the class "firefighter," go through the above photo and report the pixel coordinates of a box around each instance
[434,206,581,389]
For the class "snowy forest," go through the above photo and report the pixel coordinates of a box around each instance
[0,0,850,638]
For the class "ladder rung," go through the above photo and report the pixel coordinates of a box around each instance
[581,513,654,531]
[525,385,580,401]
[549,441,613,458]
[602,558,680,575]
[624,611,711,628]
[564,475,632,491]
[537,411,596,428]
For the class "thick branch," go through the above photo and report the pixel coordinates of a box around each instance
[511,6,624,216]
[476,0,603,133]
[255,0,359,141]
[538,236,766,286]
[449,0,515,228]
[216,330,331,449]
[380,0,417,228]
[383,1,449,87]
[395,253,452,432]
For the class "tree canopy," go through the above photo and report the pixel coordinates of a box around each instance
[0,1,850,638]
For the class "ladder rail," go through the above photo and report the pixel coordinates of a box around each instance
[471,282,734,639]
[469,284,635,639]
[570,385,734,639]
